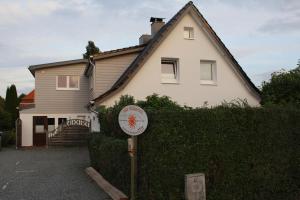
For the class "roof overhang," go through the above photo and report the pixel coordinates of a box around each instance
[28,59,88,77]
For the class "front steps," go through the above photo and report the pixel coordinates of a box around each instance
[48,125,90,146]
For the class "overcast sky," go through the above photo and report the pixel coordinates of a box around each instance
[0,0,299,97]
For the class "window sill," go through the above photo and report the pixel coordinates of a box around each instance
[161,80,180,84]
[200,81,217,86]
[56,88,80,91]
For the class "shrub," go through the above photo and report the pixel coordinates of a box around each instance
[261,67,300,107]
[91,105,300,200]
[1,130,16,147]
[99,94,183,139]
[88,133,130,195]
[0,109,11,131]
[136,107,300,200]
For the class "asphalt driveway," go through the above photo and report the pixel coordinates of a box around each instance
[0,147,110,200]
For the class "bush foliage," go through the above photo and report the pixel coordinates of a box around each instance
[88,133,130,194]
[261,66,300,107]
[89,95,300,200]
[1,130,16,147]
[98,94,183,139]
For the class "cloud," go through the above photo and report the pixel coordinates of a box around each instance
[0,67,34,97]
[250,71,273,87]
[0,1,62,25]
[257,0,300,34]
[259,14,300,34]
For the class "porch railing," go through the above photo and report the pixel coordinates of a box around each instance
[46,119,91,145]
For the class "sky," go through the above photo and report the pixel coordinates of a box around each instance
[0,0,299,97]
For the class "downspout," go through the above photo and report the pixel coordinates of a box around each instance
[86,56,100,132]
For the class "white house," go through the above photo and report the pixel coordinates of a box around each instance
[19,1,261,147]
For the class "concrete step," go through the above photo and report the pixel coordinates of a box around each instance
[49,141,87,146]
[48,127,90,146]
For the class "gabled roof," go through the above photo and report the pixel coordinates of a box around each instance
[28,59,88,76]
[93,1,261,103]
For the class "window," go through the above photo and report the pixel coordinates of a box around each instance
[47,118,55,132]
[161,58,179,83]
[58,118,67,125]
[200,60,217,84]
[56,75,80,90]
[184,27,194,39]
[57,76,67,88]
[69,76,79,88]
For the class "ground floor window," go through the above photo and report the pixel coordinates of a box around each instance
[58,118,67,125]
[35,117,46,133]
[48,118,55,132]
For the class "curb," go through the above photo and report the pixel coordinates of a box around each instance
[85,167,128,200]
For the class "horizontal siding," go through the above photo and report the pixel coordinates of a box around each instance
[34,64,89,114]
[92,53,138,99]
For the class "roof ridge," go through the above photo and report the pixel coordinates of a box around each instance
[94,44,147,56]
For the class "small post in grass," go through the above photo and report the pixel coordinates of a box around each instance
[119,105,148,200]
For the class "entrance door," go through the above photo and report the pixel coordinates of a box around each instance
[33,116,48,146]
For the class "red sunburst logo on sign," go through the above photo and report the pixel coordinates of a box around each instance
[128,114,136,129]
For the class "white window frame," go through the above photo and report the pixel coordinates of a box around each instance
[200,60,217,85]
[184,27,194,40]
[56,75,80,90]
[161,58,179,84]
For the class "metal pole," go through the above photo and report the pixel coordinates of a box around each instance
[131,136,137,200]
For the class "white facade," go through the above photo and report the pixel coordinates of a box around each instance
[100,13,260,107]
[19,112,100,147]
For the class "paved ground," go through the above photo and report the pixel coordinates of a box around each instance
[0,147,110,200]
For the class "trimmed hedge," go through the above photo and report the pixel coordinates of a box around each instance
[88,133,130,194]
[89,106,300,200]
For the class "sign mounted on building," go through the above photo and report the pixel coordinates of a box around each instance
[118,105,148,136]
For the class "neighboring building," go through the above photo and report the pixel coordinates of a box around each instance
[19,1,261,147]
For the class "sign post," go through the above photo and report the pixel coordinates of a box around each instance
[118,105,148,200]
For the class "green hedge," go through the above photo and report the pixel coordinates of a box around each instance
[90,106,300,200]
[88,133,130,194]
[137,107,300,200]
[1,130,16,147]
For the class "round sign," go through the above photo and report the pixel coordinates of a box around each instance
[118,105,148,136]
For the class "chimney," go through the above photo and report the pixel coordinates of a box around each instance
[139,34,151,45]
[150,17,165,37]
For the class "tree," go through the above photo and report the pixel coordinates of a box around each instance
[0,109,11,131]
[4,87,11,111]
[4,85,18,127]
[18,93,26,105]
[83,41,100,59]
[0,96,4,111]
[261,62,300,107]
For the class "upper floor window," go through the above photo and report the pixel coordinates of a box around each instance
[161,58,179,84]
[56,75,80,90]
[200,60,217,85]
[184,27,194,39]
